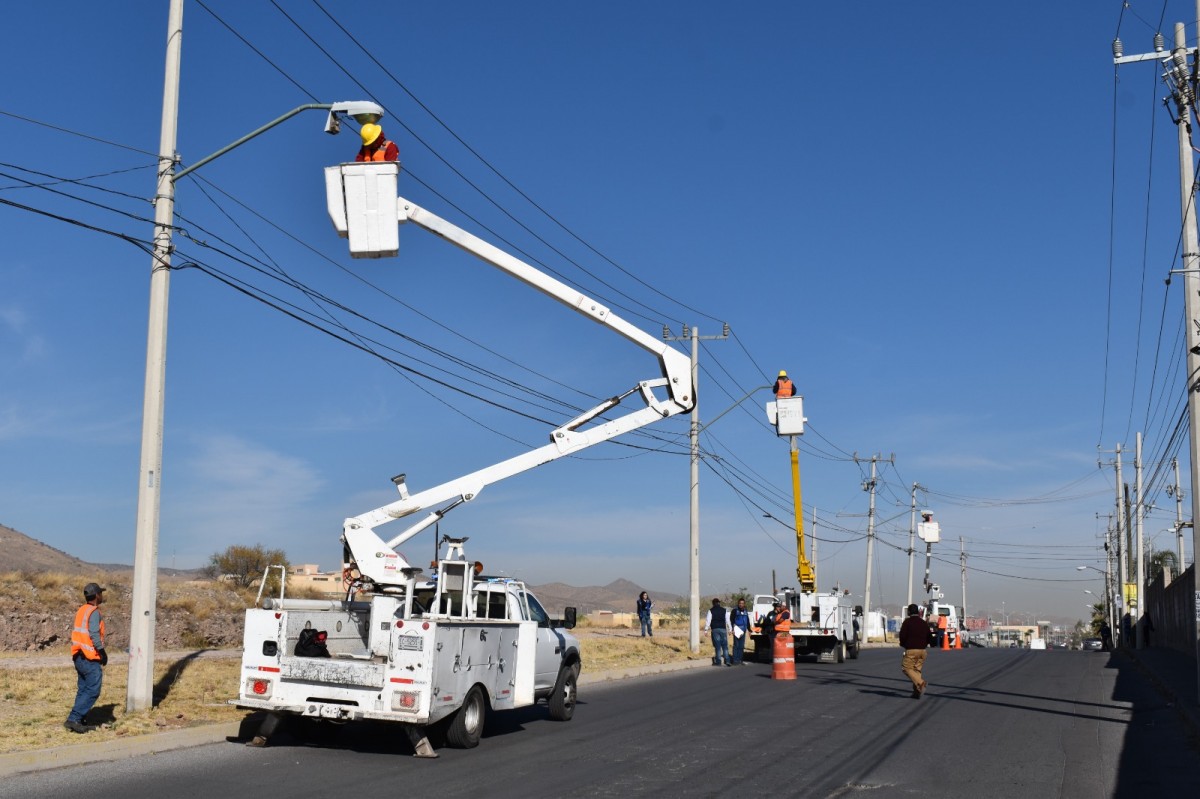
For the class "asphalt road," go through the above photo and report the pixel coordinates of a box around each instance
[5,648,1197,798]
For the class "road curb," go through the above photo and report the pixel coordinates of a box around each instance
[0,722,242,778]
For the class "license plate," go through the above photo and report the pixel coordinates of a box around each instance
[397,635,423,651]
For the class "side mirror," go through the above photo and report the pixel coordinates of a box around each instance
[562,607,577,630]
[854,605,863,616]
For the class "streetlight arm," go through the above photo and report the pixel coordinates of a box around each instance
[174,104,332,181]
[698,385,772,433]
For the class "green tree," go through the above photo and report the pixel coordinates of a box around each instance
[1148,549,1179,583]
[205,544,289,592]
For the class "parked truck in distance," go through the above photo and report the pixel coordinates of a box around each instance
[751,588,862,664]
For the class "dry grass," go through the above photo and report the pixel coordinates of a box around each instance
[0,657,245,754]
[577,629,701,671]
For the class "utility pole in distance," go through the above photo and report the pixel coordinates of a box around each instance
[663,323,728,654]
[1114,11,1200,698]
[856,453,893,631]
[959,537,967,626]
[906,482,925,606]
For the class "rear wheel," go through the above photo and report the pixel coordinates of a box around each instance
[548,663,579,721]
[836,637,847,663]
[445,686,485,749]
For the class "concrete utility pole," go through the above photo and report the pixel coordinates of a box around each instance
[1106,521,1117,638]
[856,454,891,626]
[862,459,878,627]
[664,324,728,654]
[128,0,184,713]
[1113,443,1127,645]
[1116,9,1200,696]
[1171,457,1188,568]
[1135,432,1145,649]
[906,482,925,607]
[960,536,967,623]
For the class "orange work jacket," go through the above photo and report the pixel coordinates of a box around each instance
[773,609,792,633]
[71,603,105,660]
[775,379,795,398]
[936,615,948,630]
[356,140,399,162]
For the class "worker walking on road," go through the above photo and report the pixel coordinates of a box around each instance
[65,582,108,733]
[355,123,399,162]
[773,370,795,398]
[729,597,752,665]
[703,598,731,666]
[898,603,929,699]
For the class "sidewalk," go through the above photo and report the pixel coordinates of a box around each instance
[1125,644,1200,738]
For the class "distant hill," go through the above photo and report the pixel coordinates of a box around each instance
[527,577,683,615]
[0,523,99,575]
[0,523,677,614]
[0,523,205,579]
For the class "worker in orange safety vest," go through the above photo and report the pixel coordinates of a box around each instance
[773,370,795,398]
[66,582,107,733]
[936,613,949,648]
[355,123,399,162]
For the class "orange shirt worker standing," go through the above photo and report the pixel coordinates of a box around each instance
[66,582,107,733]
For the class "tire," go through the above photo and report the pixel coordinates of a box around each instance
[848,640,860,660]
[445,685,486,749]
[548,663,579,721]
[836,637,847,663]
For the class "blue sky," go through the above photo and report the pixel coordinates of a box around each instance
[0,2,1192,623]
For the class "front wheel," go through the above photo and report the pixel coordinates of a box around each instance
[548,663,579,721]
[445,685,486,748]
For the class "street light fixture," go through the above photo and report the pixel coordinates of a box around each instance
[126,15,386,712]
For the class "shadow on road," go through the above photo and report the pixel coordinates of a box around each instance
[226,699,583,756]
[1109,651,1200,796]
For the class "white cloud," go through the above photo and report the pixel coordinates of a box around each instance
[163,433,326,557]
[0,304,47,363]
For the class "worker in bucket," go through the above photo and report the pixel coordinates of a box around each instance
[355,123,399,162]
[773,370,795,398]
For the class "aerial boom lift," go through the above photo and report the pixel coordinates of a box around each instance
[324,162,695,588]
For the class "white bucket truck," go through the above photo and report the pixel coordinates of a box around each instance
[233,103,696,757]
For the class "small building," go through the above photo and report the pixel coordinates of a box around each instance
[288,564,342,598]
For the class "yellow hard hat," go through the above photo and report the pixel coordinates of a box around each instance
[360,123,382,147]
[778,370,787,378]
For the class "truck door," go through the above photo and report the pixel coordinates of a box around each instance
[517,590,562,690]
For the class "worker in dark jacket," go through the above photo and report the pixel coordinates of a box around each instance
[703,598,730,666]
[898,603,930,699]
[773,370,795,398]
[65,582,107,732]
[729,598,753,665]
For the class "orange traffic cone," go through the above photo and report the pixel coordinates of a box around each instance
[940,630,950,650]
[953,630,962,649]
